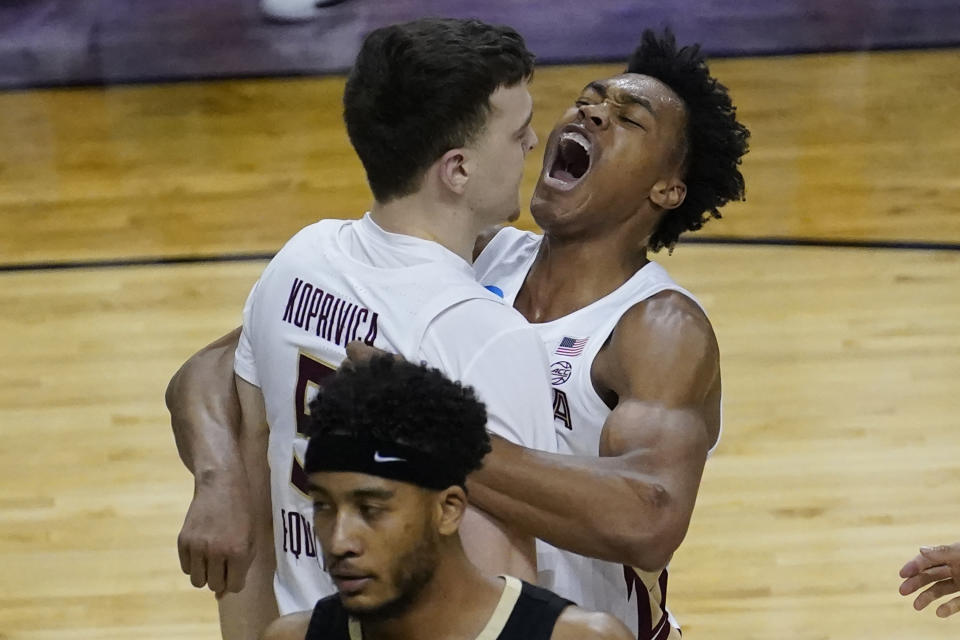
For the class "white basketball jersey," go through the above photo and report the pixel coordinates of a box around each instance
[235,216,557,614]
[475,227,720,640]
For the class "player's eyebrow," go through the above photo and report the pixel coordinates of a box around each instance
[307,484,395,501]
[585,81,656,117]
[350,488,395,501]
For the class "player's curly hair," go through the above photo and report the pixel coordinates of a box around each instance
[307,355,491,482]
[627,28,750,252]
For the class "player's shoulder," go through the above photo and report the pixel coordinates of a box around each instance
[601,289,718,399]
[617,289,716,355]
[440,293,530,337]
[276,218,347,255]
[425,295,533,365]
[474,224,541,260]
[550,606,634,640]
[260,611,312,640]
[256,218,352,286]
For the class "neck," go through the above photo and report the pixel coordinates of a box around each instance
[361,542,503,640]
[370,192,481,263]
[517,223,650,323]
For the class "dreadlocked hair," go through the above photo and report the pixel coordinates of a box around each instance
[627,28,750,252]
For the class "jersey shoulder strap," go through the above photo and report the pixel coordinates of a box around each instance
[496,578,574,640]
[305,595,351,640]
[473,226,540,284]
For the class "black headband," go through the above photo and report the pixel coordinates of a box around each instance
[304,434,465,490]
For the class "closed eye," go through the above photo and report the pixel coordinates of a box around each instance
[620,116,645,129]
[360,503,387,520]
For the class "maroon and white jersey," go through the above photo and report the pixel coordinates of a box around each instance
[235,215,558,614]
[474,226,721,640]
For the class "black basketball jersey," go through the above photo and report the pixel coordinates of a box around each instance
[305,575,573,640]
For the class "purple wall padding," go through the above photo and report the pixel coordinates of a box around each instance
[2,0,959,88]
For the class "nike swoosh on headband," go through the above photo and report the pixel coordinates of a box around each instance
[373,452,407,463]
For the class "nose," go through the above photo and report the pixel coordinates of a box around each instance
[526,128,539,154]
[326,512,362,558]
[578,103,609,131]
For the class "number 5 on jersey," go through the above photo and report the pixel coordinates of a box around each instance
[291,351,337,496]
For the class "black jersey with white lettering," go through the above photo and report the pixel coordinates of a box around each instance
[305,576,573,640]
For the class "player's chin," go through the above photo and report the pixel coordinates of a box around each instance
[530,191,570,227]
[338,590,381,614]
[342,591,408,619]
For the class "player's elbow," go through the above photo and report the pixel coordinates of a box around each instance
[629,534,684,572]
[166,348,204,413]
[165,365,185,412]
[610,530,681,573]
[611,483,689,571]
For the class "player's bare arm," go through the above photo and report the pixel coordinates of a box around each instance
[468,291,719,571]
[551,606,635,640]
[167,328,243,473]
[167,327,255,593]
[260,611,311,640]
[218,376,280,640]
[459,503,537,582]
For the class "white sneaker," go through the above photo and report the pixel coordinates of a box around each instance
[259,0,333,22]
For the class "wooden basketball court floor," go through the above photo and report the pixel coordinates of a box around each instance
[1,48,958,639]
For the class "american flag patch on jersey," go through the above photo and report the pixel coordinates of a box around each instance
[555,336,588,356]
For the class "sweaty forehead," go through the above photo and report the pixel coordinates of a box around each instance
[594,73,685,115]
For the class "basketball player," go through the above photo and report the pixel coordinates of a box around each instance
[167,18,557,640]
[262,355,631,640]
[348,30,749,639]
[900,542,960,618]
[168,28,749,640]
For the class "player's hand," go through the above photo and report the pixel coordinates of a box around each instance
[899,543,960,618]
[345,341,400,367]
[178,471,255,595]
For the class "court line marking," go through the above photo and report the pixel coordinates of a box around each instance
[2,236,959,274]
[681,236,960,251]
[0,252,275,273]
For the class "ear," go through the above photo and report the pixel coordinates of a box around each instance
[437,148,470,195]
[649,177,686,211]
[435,485,468,536]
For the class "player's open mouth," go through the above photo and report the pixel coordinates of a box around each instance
[545,127,592,191]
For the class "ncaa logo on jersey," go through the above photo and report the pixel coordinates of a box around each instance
[550,361,573,385]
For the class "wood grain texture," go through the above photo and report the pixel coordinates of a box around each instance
[1,245,958,638]
[1,48,959,640]
[2,48,959,266]
[0,262,268,639]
